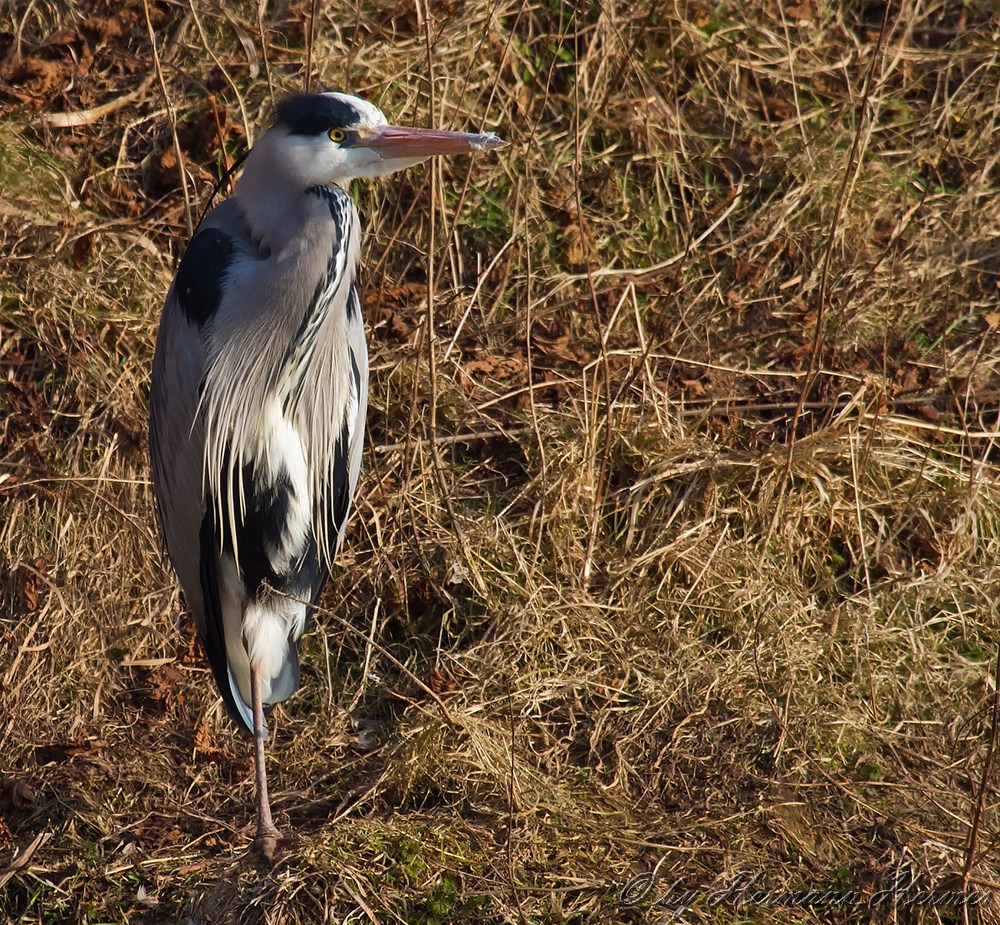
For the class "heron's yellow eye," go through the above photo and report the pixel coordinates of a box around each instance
[328,128,347,143]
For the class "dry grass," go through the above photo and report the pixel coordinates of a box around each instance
[3,0,1000,922]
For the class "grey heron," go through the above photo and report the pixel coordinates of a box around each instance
[149,91,503,857]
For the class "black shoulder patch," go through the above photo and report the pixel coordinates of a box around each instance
[276,94,361,136]
[175,227,237,326]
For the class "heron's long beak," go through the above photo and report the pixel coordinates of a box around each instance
[363,124,506,157]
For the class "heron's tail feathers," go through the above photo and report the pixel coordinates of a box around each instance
[225,645,299,739]
[223,596,305,735]
[227,666,256,734]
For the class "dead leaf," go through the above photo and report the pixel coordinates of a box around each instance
[193,717,231,763]
[72,231,94,269]
[564,217,592,268]
[428,669,457,695]
[150,664,183,698]
[22,572,37,612]
[533,332,571,357]
[379,281,428,307]
[682,378,706,398]
[176,617,201,665]
[514,82,533,117]
[80,16,124,46]
[377,306,416,343]
[785,0,815,20]
[464,355,525,380]
[1,57,67,106]
[760,96,796,120]
[0,777,37,812]
[34,737,108,764]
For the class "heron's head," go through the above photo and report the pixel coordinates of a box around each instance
[268,91,504,187]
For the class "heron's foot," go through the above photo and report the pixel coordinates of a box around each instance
[252,825,285,862]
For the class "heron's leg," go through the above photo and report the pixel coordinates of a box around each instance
[250,662,281,857]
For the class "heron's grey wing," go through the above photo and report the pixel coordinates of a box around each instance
[150,284,207,619]
[150,219,252,731]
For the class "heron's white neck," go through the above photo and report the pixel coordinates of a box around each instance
[232,132,340,248]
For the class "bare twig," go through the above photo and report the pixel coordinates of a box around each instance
[304,0,320,92]
[257,0,274,96]
[41,89,143,127]
[0,831,51,890]
[572,7,614,586]
[961,643,1000,922]
[505,674,527,925]
[142,0,193,236]
[784,2,894,470]
[419,0,465,546]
